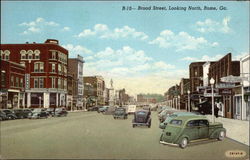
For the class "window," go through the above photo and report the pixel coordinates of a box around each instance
[39,78,44,88]
[40,63,44,72]
[34,63,39,72]
[34,78,39,88]
[170,120,182,125]
[51,77,56,88]
[58,64,61,74]
[28,54,33,59]
[58,78,61,89]
[1,71,6,87]
[64,79,67,89]
[52,64,56,72]
[5,54,9,60]
[20,78,23,87]
[11,76,14,86]
[35,54,40,59]
[15,77,19,87]
[199,120,208,126]
[187,120,199,127]
[21,54,26,59]
[52,51,56,59]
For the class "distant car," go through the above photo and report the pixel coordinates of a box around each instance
[88,106,99,111]
[159,112,204,129]
[54,108,68,117]
[23,109,32,118]
[45,108,55,116]
[158,109,177,123]
[113,107,128,119]
[1,109,17,120]
[127,105,137,114]
[132,110,151,128]
[98,106,109,113]
[13,109,27,119]
[159,116,226,149]
[0,110,8,121]
[28,108,48,119]
[103,106,116,115]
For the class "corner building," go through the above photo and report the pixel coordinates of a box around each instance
[0,39,68,108]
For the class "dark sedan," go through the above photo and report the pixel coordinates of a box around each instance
[1,109,17,120]
[53,108,68,117]
[28,108,48,119]
[0,110,8,121]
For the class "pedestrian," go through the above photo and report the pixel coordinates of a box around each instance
[214,103,219,118]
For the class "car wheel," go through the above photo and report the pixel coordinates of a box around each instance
[132,124,135,128]
[218,131,225,141]
[179,138,188,149]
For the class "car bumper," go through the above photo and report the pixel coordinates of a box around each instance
[159,140,178,146]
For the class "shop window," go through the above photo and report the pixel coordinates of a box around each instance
[39,78,44,88]
[52,64,56,72]
[51,77,56,88]
[20,78,23,87]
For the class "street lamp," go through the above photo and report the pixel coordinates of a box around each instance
[187,90,190,112]
[210,78,215,123]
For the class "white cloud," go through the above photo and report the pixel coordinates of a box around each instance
[149,30,218,51]
[62,44,93,57]
[61,27,71,31]
[195,17,232,33]
[19,17,63,35]
[76,24,148,40]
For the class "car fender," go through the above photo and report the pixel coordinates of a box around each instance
[210,128,226,139]
[175,133,190,144]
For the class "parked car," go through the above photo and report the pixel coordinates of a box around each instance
[113,107,128,119]
[45,108,55,116]
[159,112,204,129]
[23,109,32,118]
[53,108,68,117]
[132,110,151,128]
[88,106,99,111]
[1,109,17,120]
[28,108,48,119]
[98,106,109,113]
[158,109,177,123]
[159,116,226,149]
[0,110,8,121]
[13,109,27,119]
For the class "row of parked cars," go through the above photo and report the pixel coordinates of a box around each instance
[0,108,68,121]
[157,106,226,149]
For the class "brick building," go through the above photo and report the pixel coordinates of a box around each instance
[0,39,68,108]
[0,60,25,109]
[208,53,240,118]
[83,76,105,106]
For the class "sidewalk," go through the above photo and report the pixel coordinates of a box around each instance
[206,115,249,146]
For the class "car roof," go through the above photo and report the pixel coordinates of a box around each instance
[172,115,208,122]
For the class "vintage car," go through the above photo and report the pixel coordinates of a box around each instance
[132,110,151,128]
[0,110,8,121]
[159,116,226,149]
[113,107,128,119]
[1,109,17,120]
[98,106,109,113]
[158,109,177,123]
[13,109,27,119]
[53,108,68,117]
[159,112,203,129]
[28,108,48,119]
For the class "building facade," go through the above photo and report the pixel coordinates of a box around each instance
[1,39,68,108]
[83,76,105,106]
[68,55,85,109]
[0,60,25,109]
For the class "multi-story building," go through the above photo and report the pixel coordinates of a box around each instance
[67,73,77,110]
[0,60,25,109]
[1,39,68,108]
[189,62,205,93]
[68,55,85,109]
[83,76,105,106]
[179,78,190,110]
[208,53,240,118]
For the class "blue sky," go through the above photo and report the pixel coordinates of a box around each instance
[1,1,249,96]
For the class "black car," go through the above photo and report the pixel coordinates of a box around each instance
[53,108,68,117]
[0,110,8,121]
[113,107,128,119]
[28,108,48,119]
[23,109,32,118]
[13,109,27,119]
[1,109,17,120]
[45,108,55,116]
[132,110,151,128]
[87,106,99,111]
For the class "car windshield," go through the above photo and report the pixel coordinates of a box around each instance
[137,111,146,115]
[170,120,182,125]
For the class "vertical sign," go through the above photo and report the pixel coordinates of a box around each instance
[25,74,30,90]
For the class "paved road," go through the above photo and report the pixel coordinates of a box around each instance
[1,112,249,159]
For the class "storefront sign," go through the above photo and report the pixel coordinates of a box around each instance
[204,93,220,97]
[219,88,233,95]
[25,74,30,90]
[221,75,248,83]
[216,83,235,88]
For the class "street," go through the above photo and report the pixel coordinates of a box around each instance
[1,111,249,159]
